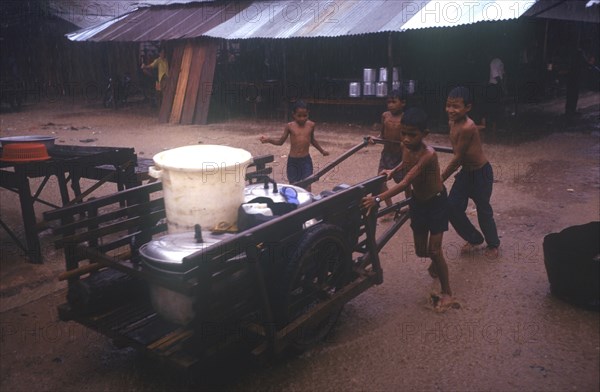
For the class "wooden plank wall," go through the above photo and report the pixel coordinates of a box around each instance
[159,39,219,125]
[191,41,218,125]
[159,44,184,123]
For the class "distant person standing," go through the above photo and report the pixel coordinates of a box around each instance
[259,100,329,192]
[141,47,169,108]
[565,39,595,118]
[370,89,408,209]
[481,56,506,131]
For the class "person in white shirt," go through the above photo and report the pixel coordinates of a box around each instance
[482,56,506,132]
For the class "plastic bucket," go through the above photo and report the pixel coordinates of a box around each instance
[149,145,252,233]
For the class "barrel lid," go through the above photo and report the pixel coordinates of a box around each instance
[152,145,252,171]
[139,231,235,265]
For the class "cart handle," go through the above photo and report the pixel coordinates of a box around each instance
[370,137,453,154]
[294,137,370,189]
[294,137,453,189]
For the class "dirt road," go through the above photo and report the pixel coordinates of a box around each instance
[1,94,599,391]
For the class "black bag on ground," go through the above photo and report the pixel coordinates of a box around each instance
[543,221,599,311]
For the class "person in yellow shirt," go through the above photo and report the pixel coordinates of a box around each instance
[141,47,169,106]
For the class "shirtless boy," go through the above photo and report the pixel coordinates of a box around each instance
[442,86,500,258]
[362,108,453,309]
[374,89,407,207]
[259,100,329,191]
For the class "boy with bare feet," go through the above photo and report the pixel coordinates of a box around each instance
[442,87,500,258]
[260,100,329,192]
[362,108,454,310]
[372,89,407,209]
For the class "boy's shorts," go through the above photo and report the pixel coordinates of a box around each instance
[287,155,313,184]
[409,187,449,234]
[378,151,403,183]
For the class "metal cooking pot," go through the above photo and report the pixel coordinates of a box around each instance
[139,229,236,325]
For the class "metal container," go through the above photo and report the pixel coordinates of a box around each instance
[0,135,56,151]
[140,230,237,325]
[244,182,313,208]
[379,67,400,83]
[392,81,401,92]
[148,145,253,233]
[348,82,361,98]
[363,82,375,96]
[363,68,376,83]
[404,80,417,95]
[376,82,388,97]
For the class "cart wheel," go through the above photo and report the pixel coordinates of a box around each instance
[274,224,352,351]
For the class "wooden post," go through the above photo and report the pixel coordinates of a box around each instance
[387,32,393,95]
[159,44,184,123]
[181,41,207,125]
[170,42,194,124]
[282,41,288,121]
[192,40,218,125]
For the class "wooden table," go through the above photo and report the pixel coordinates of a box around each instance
[0,145,142,263]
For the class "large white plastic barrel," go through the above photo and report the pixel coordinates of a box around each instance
[148,145,252,233]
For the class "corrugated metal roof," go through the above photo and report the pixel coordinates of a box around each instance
[523,0,599,23]
[69,2,248,41]
[204,0,536,38]
[50,0,215,29]
[67,0,538,42]
[400,0,537,30]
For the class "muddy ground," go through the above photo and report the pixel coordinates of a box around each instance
[0,92,599,391]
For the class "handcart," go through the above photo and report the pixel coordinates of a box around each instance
[43,137,450,369]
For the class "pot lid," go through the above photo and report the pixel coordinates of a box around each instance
[139,230,235,264]
[152,145,252,172]
[244,183,313,206]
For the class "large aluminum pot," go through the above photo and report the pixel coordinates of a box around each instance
[139,230,236,325]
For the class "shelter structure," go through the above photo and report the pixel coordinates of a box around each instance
[5,1,597,123]
[64,0,542,124]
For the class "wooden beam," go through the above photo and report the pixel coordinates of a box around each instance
[192,40,219,125]
[170,42,194,124]
[181,42,207,125]
[159,44,184,123]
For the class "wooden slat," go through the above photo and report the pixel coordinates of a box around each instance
[169,42,194,124]
[44,181,162,222]
[54,210,165,249]
[192,40,218,125]
[52,198,164,235]
[159,44,184,123]
[180,42,207,125]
